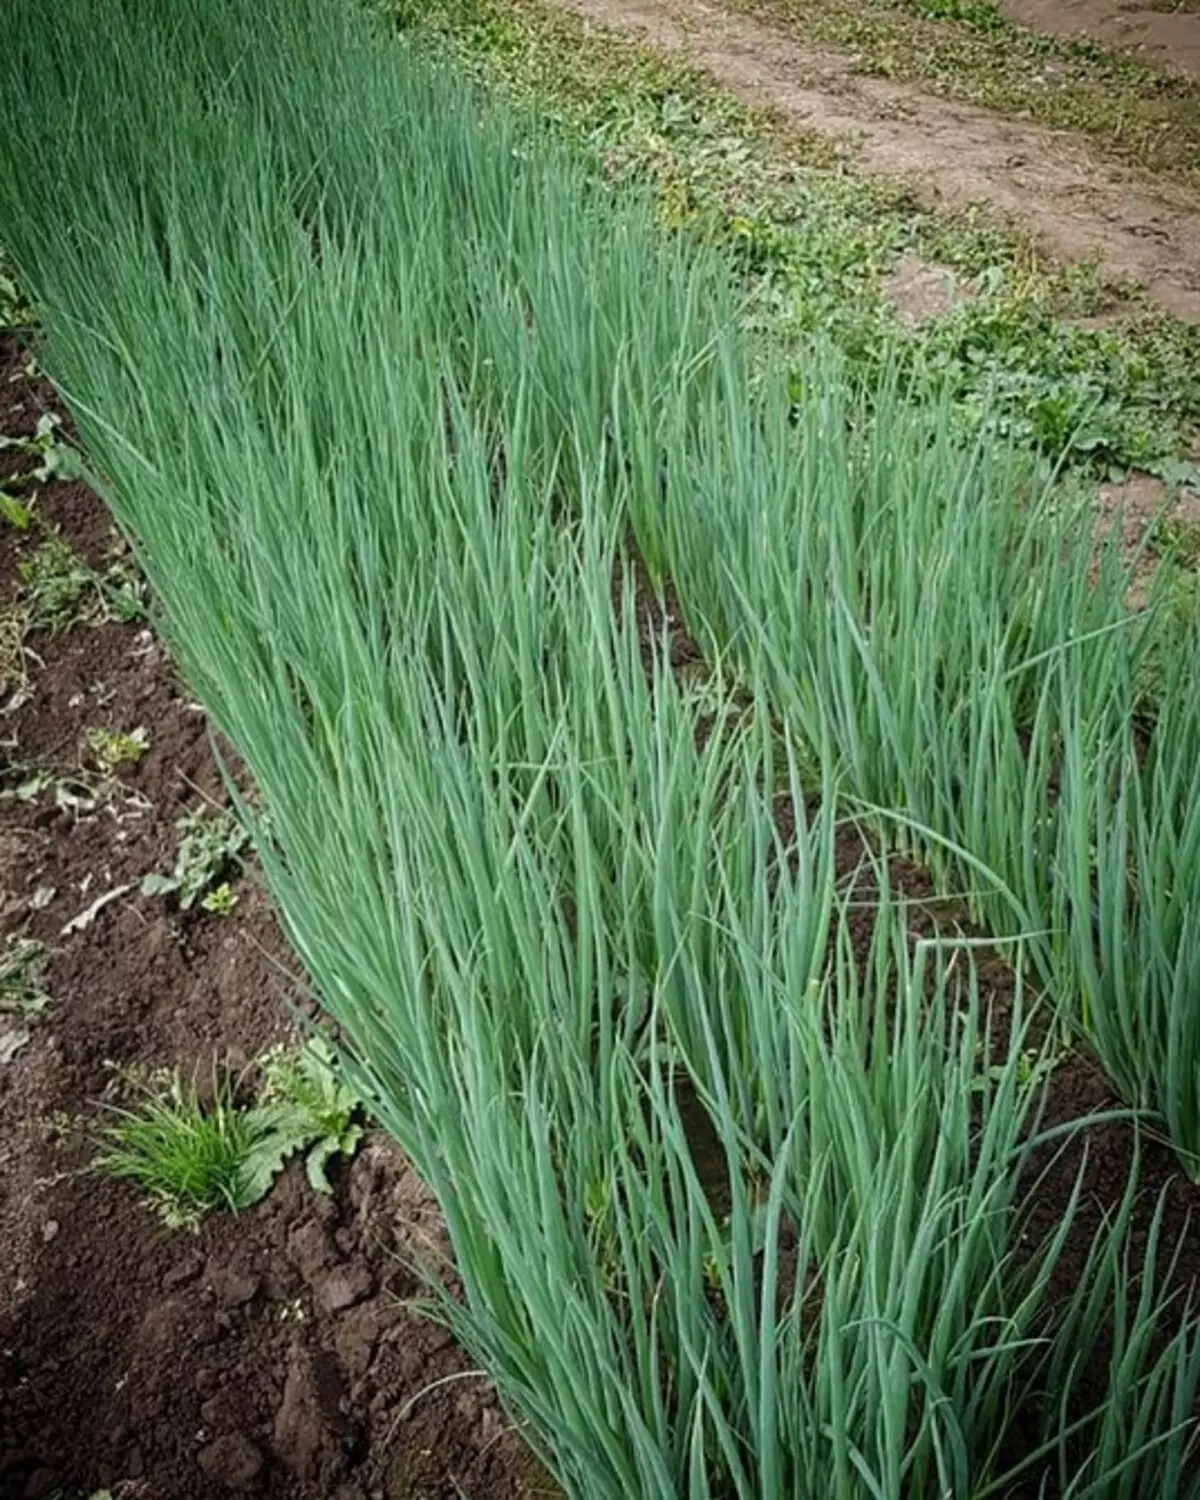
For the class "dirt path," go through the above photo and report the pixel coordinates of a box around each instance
[550,0,1200,321]
[999,0,1200,83]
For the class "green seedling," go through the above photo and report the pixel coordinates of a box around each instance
[199,880,238,915]
[245,1037,363,1196]
[0,933,51,1017]
[0,934,51,1064]
[98,541,148,622]
[0,411,85,484]
[140,807,249,910]
[84,724,149,775]
[0,487,32,530]
[973,1036,1072,1092]
[0,262,34,330]
[1151,513,1200,570]
[18,535,97,632]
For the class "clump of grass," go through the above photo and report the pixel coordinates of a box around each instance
[95,1067,259,1230]
[95,1042,364,1229]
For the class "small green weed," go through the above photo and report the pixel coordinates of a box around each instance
[18,535,98,632]
[0,487,33,531]
[0,934,51,1017]
[140,806,250,910]
[15,531,144,635]
[0,933,51,1065]
[1,761,147,820]
[1152,514,1200,568]
[94,1040,364,1228]
[84,724,149,775]
[94,1066,261,1230]
[0,411,85,484]
[0,254,34,331]
[249,1037,363,1195]
[199,880,238,915]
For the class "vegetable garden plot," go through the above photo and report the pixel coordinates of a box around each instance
[2,0,1200,1495]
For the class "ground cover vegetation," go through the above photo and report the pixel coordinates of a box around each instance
[393,0,1200,485]
[2,0,1200,1496]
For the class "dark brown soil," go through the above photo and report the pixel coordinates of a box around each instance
[0,336,550,1500]
[3,324,1200,1500]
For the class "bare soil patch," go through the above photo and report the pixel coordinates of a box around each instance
[549,0,1200,319]
[999,0,1200,83]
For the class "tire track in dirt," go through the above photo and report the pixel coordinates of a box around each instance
[549,0,1200,321]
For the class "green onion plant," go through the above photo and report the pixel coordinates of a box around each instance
[1,0,1197,1492]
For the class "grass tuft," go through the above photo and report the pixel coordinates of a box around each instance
[94,1067,260,1230]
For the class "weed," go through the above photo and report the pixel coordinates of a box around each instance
[0,254,34,330]
[1152,513,1200,568]
[0,933,51,1067]
[140,807,249,910]
[0,411,85,484]
[199,881,238,915]
[98,539,147,622]
[84,724,149,775]
[94,1041,364,1228]
[0,488,33,530]
[14,527,144,635]
[1,759,150,822]
[94,1066,261,1230]
[0,933,51,1017]
[18,535,98,631]
[248,1037,363,1195]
